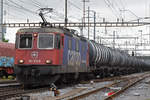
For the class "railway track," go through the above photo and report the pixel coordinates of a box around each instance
[0,80,50,100]
[80,76,127,84]
[0,80,17,84]
[0,85,50,100]
[0,72,149,100]
[0,83,23,100]
[53,80,123,100]
[104,73,150,100]
[0,75,125,100]
[46,72,150,100]
[0,76,115,100]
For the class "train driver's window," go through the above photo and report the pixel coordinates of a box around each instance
[55,34,61,49]
[38,33,54,49]
[19,34,32,49]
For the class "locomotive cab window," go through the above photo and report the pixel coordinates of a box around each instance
[38,33,54,49]
[55,34,61,49]
[19,34,32,49]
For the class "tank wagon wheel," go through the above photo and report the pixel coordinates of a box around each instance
[93,69,105,79]
[103,68,110,77]
[115,69,120,76]
[110,68,118,76]
[77,73,94,81]
[56,74,67,85]
[109,69,113,77]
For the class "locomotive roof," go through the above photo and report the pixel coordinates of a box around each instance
[17,27,87,41]
[17,27,73,36]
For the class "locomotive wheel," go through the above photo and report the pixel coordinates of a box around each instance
[61,74,68,84]
[60,73,85,84]
[61,74,75,84]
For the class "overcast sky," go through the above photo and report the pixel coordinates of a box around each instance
[2,0,150,55]
[3,0,150,22]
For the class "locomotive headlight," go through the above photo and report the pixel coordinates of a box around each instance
[46,60,52,64]
[19,59,24,64]
[33,33,37,37]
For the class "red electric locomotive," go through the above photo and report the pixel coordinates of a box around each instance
[14,28,68,86]
[14,25,90,86]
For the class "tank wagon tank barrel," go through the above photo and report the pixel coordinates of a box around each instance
[88,40,150,70]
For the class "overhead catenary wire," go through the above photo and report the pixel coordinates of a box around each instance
[4,0,82,23]
[5,0,58,22]
[113,0,126,19]
[16,0,41,8]
[113,0,122,11]
[4,1,40,21]
[68,1,82,11]
[119,0,125,9]
[7,0,37,14]
[103,0,119,18]
[4,2,36,16]
[107,0,122,17]
[30,0,45,7]
[103,0,122,18]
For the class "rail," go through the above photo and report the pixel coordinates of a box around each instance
[104,74,150,100]
[60,73,150,100]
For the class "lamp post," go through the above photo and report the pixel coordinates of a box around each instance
[0,0,4,41]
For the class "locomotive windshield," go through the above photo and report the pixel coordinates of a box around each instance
[38,33,54,49]
[19,34,32,49]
